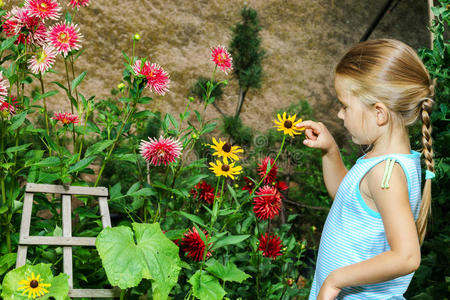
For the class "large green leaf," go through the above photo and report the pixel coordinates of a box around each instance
[1,263,69,300]
[96,223,181,300]
[0,253,16,275]
[85,140,114,157]
[206,259,251,283]
[188,270,226,300]
[211,234,250,251]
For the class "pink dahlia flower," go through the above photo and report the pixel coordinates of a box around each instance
[25,0,62,21]
[132,60,170,96]
[253,185,282,220]
[258,233,283,259]
[48,22,83,57]
[181,227,212,261]
[68,0,90,10]
[2,7,48,46]
[211,46,233,74]
[52,112,80,125]
[0,71,10,100]
[139,136,182,166]
[28,45,57,74]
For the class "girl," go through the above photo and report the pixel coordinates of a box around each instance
[297,39,435,299]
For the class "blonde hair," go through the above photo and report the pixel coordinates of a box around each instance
[335,39,434,244]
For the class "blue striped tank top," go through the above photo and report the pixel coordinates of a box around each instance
[309,151,422,299]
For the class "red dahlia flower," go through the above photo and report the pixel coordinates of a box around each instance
[68,0,90,10]
[25,0,62,21]
[253,185,282,220]
[139,136,182,166]
[258,156,278,184]
[190,181,219,205]
[258,233,283,259]
[181,227,211,261]
[48,22,83,57]
[242,176,256,194]
[52,112,80,124]
[211,46,233,74]
[0,97,19,115]
[132,60,170,96]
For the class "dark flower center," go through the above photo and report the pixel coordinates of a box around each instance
[30,280,39,288]
[284,120,292,128]
[221,164,230,172]
[222,142,232,153]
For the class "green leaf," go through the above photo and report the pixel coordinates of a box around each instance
[0,36,17,51]
[95,223,181,299]
[201,122,217,134]
[206,259,251,283]
[6,143,32,156]
[85,140,114,157]
[8,112,27,132]
[34,156,61,167]
[178,211,206,227]
[188,270,226,300]
[0,253,16,275]
[1,263,69,300]
[181,174,209,188]
[71,71,87,91]
[68,156,95,173]
[211,234,250,251]
[127,188,157,198]
[34,90,59,102]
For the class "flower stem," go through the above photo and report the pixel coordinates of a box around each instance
[64,58,76,150]
[39,72,50,137]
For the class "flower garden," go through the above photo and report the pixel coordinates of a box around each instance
[0,0,449,300]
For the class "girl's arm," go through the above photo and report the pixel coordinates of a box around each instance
[296,121,347,199]
[318,161,421,300]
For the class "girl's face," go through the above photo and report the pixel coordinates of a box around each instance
[334,76,377,145]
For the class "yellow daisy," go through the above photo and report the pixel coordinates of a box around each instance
[209,137,243,163]
[273,112,305,137]
[17,272,51,299]
[209,160,243,180]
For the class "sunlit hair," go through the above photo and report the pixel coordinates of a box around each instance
[335,39,434,244]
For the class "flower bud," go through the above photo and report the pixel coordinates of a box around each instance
[133,33,141,41]
[286,278,294,286]
[233,184,239,189]
[311,225,317,232]
[188,96,195,102]
[222,80,228,86]
[192,133,198,139]
[117,83,125,91]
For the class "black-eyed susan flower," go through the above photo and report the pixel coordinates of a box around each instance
[273,112,305,137]
[209,137,243,163]
[209,160,242,180]
[17,272,51,299]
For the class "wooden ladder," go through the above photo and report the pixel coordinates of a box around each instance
[16,183,120,298]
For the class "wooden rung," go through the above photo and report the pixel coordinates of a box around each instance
[26,183,108,196]
[68,288,121,298]
[98,197,112,228]
[19,236,96,246]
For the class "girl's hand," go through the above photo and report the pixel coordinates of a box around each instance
[317,275,341,300]
[296,120,337,154]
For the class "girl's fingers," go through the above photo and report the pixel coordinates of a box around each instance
[296,120,321,133]
[305,128,317,140]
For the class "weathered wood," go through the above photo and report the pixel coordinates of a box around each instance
[16,246,28,268]
[19,193,33,238]
[26,183,108,196]
[17,183,116,298]
[19,236,96,246]
[69,288,121,298]
[62,194,73,288]
[98,197,112,228]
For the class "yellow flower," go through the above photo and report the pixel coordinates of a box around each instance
[209,160,242,180]
[209,137,243,163]
[273,112,305,137]
[17,272,51,299]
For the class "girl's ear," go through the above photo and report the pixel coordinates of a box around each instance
[374,102,389,126]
